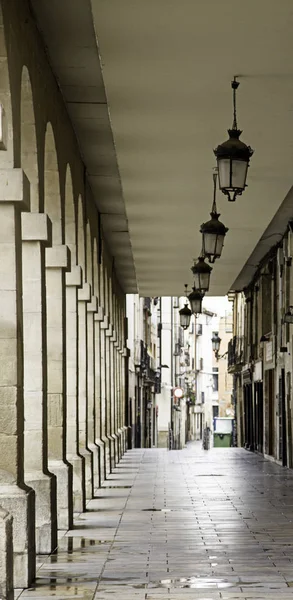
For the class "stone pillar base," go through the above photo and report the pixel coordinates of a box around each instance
[111,434,119,467]
[67,454,85,514]
[25,471,57,554]
[0,507,13,600]
[79,449,93,502]
[95,439,105,485]
[48,460,73,531]
[101,437,111,478]
[0,484,35,588]
[87,443,100,492]
[122,426,128,452]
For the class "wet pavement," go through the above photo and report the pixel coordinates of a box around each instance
[17,443,293,599]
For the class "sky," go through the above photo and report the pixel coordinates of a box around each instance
[203,296,232,317]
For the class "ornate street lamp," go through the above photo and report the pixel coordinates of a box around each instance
[211,332,221,355]
[188,286,204,315]
[179,284,192,330]
[200,172,228,263]
[191,254,212,294]
[284,307,293,324]
[214,78,254,202]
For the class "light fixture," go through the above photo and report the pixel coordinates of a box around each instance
[284,307,293,324]
[211,332,221,355]
[179,284,192,330]
[188,286,203,315]
[200,172,228,263]
[260,334,269,343]
[191,254,212,294]
[214,77,254,202]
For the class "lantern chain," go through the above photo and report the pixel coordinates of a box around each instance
[212,171,218,214]
[232,76,240,130]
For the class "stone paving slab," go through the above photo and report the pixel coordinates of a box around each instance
[16,443,293,600]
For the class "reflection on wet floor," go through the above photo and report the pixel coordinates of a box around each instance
[17,444,293,600]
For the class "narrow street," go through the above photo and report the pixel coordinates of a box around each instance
[18,444,293,600]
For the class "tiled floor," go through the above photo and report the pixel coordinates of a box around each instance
[18,443,293,600]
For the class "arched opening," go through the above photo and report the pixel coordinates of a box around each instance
[20,68,56,554]
[44,123,62,245]
[20,66,38,210]
[44,124,72,530]
[65,168,85,513]
[77,195,85,274]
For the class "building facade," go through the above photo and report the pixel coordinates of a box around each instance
[229,226,293,464]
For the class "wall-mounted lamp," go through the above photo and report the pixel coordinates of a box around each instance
[284,307,293,324]
[211,332,221,358]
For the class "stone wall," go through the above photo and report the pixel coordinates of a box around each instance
[0,0,128,588]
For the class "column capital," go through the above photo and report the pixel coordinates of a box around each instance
[87,295,98,313]
[105,323,113,338]
[45,245,70,270]
[0,168,30,210]
[94,306,104,322]
[21,212,52,245]
[110,329,117,343]
[78,282,91,302]
[66,265,82,288]
[100,314,109,330]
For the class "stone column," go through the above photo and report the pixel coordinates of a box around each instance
[65,265,85,514]
[45,245,73,531]
[0,507,13,600]
[0,168,35,587]
[105,322,114,471]
[87,295,100,490]
[94,305,105,485]
[22,212,57,554]
[110,328,118,463]
[100,312,110,477]
[78,283,93,501]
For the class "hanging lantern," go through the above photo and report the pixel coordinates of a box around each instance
[200,172,228,263]
[211,332,221,354]
[179,304,192,330]
[191,255,212,294]
[188,287,203,315]
[214,78,254,202]
[179,283,192,329]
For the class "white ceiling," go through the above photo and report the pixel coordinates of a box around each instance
[91,0,293,295]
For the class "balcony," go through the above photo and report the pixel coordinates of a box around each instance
[228,335,244,373]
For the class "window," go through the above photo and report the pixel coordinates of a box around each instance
[212,367,219,392]
[201,391,205,404]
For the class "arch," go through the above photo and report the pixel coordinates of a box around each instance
[86,221,93,287]
[0,4,14,167]
[65,165,76,264]
[44,122,62,245]
[77,195,85,273]
[20,66,38,211]
[93,239,99,298]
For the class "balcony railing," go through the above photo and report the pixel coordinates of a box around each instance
[228,335,244,371]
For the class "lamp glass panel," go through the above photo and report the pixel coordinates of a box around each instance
[190,297,202,315]
[203,232,217,257]
[180,312,191,329]
[215,234,225,257]
[231,159,248,189]
[217,158,230,189]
